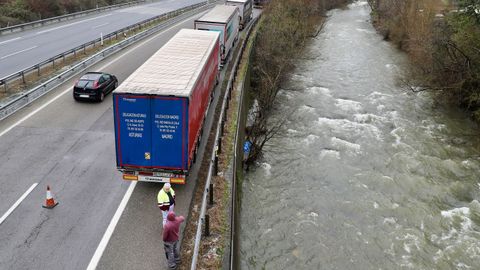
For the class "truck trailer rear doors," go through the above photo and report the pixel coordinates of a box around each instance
[114,94,189,172]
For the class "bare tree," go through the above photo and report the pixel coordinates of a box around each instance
[246,0,349,164]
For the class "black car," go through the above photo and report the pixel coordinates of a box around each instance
[73,72,118,102]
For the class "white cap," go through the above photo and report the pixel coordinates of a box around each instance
[163,183,171,189]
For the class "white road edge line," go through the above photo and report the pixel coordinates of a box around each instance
[0,46,37,60]
[0,12,201,139]
[92,23,110,29]
[86,181,137,270]
[0,183,38,226]
[0,37,23,46]
[36,13,113,35]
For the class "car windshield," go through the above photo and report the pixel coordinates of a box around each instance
[77,80,95,88]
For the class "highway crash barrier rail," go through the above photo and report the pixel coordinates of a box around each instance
[190,15,259,270]
[0,1,207,94]
[0,1,213,121]
[0,0,147,35]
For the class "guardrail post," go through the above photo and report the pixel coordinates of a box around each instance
[226,93,230,111]
[204,215,210,237]
[62,53,66,63]
[21,71,25,84]
[52,58,55,69]
[37,65,40,76]
[218,137,222,154]
[3,82,7,92]
[209,183,214,206]
[83,44,86,54]
[214,154,218,175]
[220,119,224,135]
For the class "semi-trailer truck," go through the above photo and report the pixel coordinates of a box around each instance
[226,0,252,29]
[113,29,220,184]
[194,5,240,66]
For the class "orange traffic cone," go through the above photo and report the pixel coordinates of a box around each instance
[42,185,59,209]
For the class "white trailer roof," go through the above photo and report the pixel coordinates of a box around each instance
[226,0,250,3]
[114,29,219,97]
[196,5,238,24]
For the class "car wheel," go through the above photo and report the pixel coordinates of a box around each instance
[99,92,105,102]
[114,81,118,89]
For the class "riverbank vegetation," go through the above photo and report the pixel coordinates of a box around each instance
[246,0,349,163]
[368,0,480,122]
[0,0,131,27]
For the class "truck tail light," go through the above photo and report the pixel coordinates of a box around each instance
[170,176,186,184]
[123,174,138,181]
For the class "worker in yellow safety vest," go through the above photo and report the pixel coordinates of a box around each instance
[158,183,175,227]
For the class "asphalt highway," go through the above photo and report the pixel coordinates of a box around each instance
[0,9,213,270]
[0,0,205,79]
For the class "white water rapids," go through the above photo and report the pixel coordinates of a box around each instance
[240,2,480,269]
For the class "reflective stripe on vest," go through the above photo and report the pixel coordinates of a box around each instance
[157,188,175,206]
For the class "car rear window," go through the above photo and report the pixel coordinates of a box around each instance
[80,73,102,80]
[77,80,94,88]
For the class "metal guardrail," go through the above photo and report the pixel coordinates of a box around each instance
[0,2,212,121]
[0,0,146,35]
[229,18,258,270]
[190,15,259,270]
[0,1,207,93]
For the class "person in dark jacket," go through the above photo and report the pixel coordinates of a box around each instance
[163,211,185,269]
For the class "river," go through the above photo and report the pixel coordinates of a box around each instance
[239,2,480,269]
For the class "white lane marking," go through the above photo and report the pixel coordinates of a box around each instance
[92,23,110,29]
[36,13,113,34]
[0,46,37,60]
[0,12,203,139]
[86,181,137,270]
[0,183,38,226]
[0,37,23,46]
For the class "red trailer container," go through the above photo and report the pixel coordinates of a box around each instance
[113,29,220,184]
